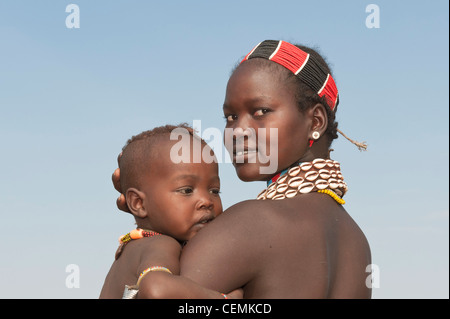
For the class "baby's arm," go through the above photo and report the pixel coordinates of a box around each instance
[137,235,242,299]
[138,270,242,299]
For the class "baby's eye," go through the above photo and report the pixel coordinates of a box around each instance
[254,108,270,116]
[210,188,221,195]
[178,187,194,195]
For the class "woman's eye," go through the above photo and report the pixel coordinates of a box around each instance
[224,114,237,122]
[254,108,269,116]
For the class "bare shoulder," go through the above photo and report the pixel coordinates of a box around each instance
[139,234,182,253]
[179,199,274,291]
[185,196,327,247]
[186,193,368,266]
[179,197,330,291]
[219,199,276,225]
[181,194,370,297]
[212,196,332,234]
[122,234,181,257]
[100,235,182,298]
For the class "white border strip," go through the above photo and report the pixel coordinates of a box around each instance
[318,73,330,94]
[245,41,262,60]
[269,40,283,60]
[294,53,310,75]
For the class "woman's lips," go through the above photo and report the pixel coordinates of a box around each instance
[233,148,258,163]
[235,150,257,156]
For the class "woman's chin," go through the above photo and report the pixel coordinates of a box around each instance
[233,163,271,182]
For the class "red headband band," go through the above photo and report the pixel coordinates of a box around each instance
[241,40,339,110]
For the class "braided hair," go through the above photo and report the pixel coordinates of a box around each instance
[235,40,367,151]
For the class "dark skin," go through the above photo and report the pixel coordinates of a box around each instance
[101,137,242,299]
[113,60,371,298]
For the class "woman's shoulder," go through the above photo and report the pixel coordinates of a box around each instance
[220,194,345,234]
[223,194,329,217]
[221,199,283,223]
[224,198,267,213]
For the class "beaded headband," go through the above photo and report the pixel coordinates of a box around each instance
[241,40,339,110]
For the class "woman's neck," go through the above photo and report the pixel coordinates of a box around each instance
[259,158,347,200]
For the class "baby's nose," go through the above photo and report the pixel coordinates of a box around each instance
[196,193,214,211]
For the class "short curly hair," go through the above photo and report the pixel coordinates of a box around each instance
[121,123,196,151]
[119,123,201,193]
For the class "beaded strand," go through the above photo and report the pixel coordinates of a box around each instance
[115,228,162,260]
[119,228,161,244]
[317,189,346,205]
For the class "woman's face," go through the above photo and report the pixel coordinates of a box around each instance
[223,60,313,182]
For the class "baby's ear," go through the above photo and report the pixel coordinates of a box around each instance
[125,188,148,219]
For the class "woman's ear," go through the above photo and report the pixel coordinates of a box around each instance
[310,103,328,138]
[125,188,148,219]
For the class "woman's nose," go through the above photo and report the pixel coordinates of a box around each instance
[234,115,255,135]
[233,127,254,138]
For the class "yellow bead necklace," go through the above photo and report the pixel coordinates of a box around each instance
[317,189,346,205]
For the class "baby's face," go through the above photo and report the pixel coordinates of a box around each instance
[141,137,223,241]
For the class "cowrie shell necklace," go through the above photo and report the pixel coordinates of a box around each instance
[257,158,347,204]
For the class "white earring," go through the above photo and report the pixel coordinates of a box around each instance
[312,131,320,140]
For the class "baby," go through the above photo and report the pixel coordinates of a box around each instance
[100,124,239,299]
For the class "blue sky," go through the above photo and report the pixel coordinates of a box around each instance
[0,0,448,298]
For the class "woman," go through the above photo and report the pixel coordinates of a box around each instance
[112,40,371,298]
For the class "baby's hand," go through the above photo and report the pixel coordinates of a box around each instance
[112,152,130,213]
[225,288,244,299]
